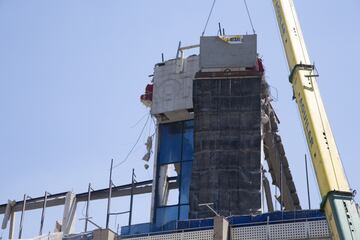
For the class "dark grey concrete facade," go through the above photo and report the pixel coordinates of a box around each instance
[189,74,262,219]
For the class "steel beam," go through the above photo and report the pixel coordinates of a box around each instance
[0,178,177,215]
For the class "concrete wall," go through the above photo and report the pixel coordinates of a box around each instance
[200,35,257,70]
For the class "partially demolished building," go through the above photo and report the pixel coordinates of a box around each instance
[126,34,330,239]
[145,34,301,224]
[0,34,330,240]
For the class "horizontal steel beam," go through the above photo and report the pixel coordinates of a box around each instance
[0,177,178,214]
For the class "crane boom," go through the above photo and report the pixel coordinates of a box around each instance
[272,0,360,239]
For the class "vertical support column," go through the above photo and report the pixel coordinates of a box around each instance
[150,122,159,223]
[280,161,283,211]
[213,216,229,240]
[305,154,311,209]
[263,176,274,212]
[62,192,77,235]
[93,229,116,240]
[9,211,15,239]
[128,168,135,226]
[266,216,270,240]
[106,159,114,229]
[39,191,48,235]
[84,183,92,232]
[260,126,265,213]
[1,200,16,240]
[18,194,27,239]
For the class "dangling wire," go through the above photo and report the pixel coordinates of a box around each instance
[202,0,217,36]
[243,0,256,34]
[130,112,148,128]
[113,114,150,169]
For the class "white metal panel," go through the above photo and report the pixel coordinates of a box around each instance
[269,222,307,239]
[308,220,331,238]
[231,220,330,240]
[151,55,199,116]
[231,225,267,240]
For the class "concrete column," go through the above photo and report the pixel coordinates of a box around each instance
[214,216,229,240]
[1,200,16,239]
[93,229,116,240]
[9,211,15,239]
[62,192,77,235]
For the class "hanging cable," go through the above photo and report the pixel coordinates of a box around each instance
[243,0,256,34]
[130,112,148,129]
[201,0,217,36]
[113,114,150,169]
[269,84,279,102]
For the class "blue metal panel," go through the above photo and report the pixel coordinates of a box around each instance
[182,120,194,161]
[180,162,192,204]
[155,206,179,227]
[158,122,183,164]
[121,210,326,237]
[121,223,151,236]
[229,210,326,226]
[180,205,190,220]
[154,120,194,227]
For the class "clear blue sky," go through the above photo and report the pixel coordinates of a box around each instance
[0,0,359,238]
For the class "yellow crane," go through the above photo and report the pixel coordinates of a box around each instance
[272,0,360,239]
